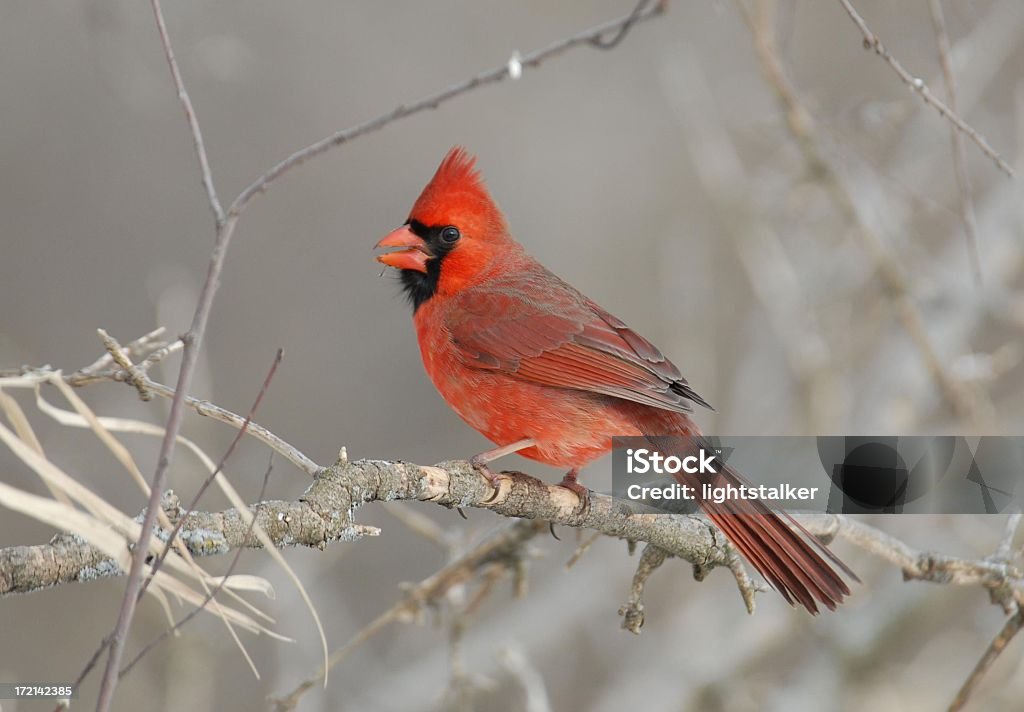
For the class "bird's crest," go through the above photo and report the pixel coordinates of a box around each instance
[409,147,505,233]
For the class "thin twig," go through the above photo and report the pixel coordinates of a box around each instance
[565,530,603,569]
[383,503,452,550]
[71,326,168,381]
[119,454,275,679]
[139,349,282,598]
[739,0,984,423]
[837,0,1014,177]
[97,329,152,401]
[801,514,1023,605]
[618,544,669,634]
[226,0,666,218]
[11,357,316,475]
[947,609,1024,712]
[589,0,660,49]
[96,2,233,707]
[994,512,1023,562]
[927,0,983,283]
[149,0,223,223]
[138,374,315,475]
[60,635,113,712]
[499,647,554,712]
[270,520,546,712]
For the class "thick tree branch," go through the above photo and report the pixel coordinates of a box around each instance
[7,341,1022,622]
[5,458,1022,612]
[0,459,725,594]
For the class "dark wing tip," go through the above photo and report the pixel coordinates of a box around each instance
[671,380,715,411]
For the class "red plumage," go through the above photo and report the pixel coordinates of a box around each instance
[376,147,855,613]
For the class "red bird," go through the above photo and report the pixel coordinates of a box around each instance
[376,147,855,613]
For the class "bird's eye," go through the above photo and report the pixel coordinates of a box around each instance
[440,226,461,244]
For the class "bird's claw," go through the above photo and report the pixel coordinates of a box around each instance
[470,457,503,504]
[556,473,591,520]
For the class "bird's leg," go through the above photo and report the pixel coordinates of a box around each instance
[470,438,536,500]
[556,468,590,517]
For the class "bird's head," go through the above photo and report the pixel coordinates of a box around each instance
[375,147,518,310]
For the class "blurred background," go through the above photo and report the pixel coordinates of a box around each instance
[1,0,1023,709]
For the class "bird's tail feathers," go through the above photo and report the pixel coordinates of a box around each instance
[651,435,857,613]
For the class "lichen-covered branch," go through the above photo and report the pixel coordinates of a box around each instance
[0,457,728,597]
[5,458,1022,613]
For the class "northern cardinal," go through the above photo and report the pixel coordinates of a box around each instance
[376,147,855,612]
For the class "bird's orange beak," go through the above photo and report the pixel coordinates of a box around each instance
[375,225,431,273]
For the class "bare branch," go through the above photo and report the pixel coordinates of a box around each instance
[618,544,669,634]
[149,0,224,223]
[0,459,729,598]
[799,514,1023,606]
[927,0,983,282]
[70,326,169,382]
[226,0,667,218]
[739,0,987,423]
[138,349,282,598]
[96,329,153,402]
[565,530,602,569]
[118,455,275,680]
[22,354,322,482]
[994,512,1023,562]
[941,510,1023,709]
[837,0,1014,177]
[97,1,236,705]
[7,460,1023,610]
[270,519,546,712]
[947,609,1024,712]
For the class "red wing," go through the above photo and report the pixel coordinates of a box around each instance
[446,271,711,413]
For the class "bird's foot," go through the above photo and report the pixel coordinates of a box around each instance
[470,455,503,504]
[556,469,590,519]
